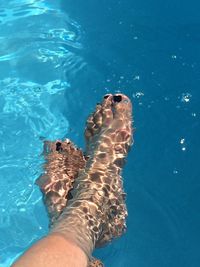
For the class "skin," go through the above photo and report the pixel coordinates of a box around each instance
[12,93,133,267]
[12,234,88,267]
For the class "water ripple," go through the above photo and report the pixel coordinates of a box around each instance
[0,0,56,24]
[0,1,84,264]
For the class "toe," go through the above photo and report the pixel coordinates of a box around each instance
[112,94,132,120]
[85,104,102,139]
[101,94,114,127]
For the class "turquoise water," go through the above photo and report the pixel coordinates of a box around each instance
[0,0,199,266]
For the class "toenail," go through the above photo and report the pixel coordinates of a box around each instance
[113,95,122,102]
[104,94,110,99]
[56,142,62,151]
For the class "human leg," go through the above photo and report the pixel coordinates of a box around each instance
[50,93,133,257]
[12,93,133,267]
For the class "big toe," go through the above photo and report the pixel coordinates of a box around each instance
[112,94,132,120]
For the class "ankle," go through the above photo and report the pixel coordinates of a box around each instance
[50,199,102,258]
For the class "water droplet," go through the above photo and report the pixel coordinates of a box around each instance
[180,93,192,103]
[179,138,187,151]
[133,75,140,80]
[180,138,185,144]
[134,92,144,98]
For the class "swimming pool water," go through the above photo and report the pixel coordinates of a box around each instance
[0,0,199,266]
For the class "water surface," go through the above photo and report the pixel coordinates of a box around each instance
[0,0,199,266]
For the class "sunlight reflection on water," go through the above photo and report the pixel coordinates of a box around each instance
[0,0,85,265]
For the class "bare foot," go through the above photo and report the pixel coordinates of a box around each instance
[36,140,103,266]
[36,140,86,225]
[51,93,133,258]
[83,93,133,246]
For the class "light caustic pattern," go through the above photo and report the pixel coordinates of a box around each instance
[0,0,85,265]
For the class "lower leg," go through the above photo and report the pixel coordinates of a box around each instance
[12,93,133,267]
[12,234,88,267]
[50,93,133,257]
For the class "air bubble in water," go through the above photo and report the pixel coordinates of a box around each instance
[180,93,192,103]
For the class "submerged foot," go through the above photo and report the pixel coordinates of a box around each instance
[36,140,103,266]
[83,93,133,246]
[36,140,86,225]
[50,93,133,258]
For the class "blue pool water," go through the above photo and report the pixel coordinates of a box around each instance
[0,0,200,266]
